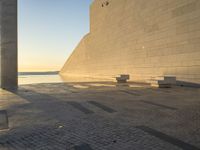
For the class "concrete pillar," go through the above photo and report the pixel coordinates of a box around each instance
[0,0,18,90]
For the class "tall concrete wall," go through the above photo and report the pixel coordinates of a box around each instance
[0,0,18,89]
[61,0,200,84]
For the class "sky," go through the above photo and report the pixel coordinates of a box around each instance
[18,0,92,72]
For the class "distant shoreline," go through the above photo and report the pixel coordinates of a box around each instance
[18,71,59,76]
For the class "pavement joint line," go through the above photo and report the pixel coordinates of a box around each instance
[88,101,117,113]
[136,126,200,150]
[67,101,94,114]
[140,100,177,110]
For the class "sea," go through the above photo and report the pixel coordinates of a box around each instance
[18,71,64,85]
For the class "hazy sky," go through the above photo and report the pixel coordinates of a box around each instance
[18,0,92,72]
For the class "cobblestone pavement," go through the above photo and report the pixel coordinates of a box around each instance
[0,82,200,150]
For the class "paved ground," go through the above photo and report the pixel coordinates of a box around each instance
[0,82,200,150]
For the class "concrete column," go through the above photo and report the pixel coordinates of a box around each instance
[0,0,18,90]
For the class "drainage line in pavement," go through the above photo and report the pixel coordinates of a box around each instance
[136,126,200,150]
[141,100,177,110]
[120,90,141,96]
[88,101,116,113]
[67,101,94,114]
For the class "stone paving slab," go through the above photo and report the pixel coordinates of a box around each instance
[0,119,182,150]
[0,82,199,150]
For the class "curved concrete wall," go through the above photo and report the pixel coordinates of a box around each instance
[61,0,200,84]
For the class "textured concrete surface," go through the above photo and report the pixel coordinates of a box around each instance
[0,0,18,89]
[0,83,200,149]
[61,0,200,85]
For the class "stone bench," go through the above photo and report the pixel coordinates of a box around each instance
[149,76,176,88]
[116,74,130,83]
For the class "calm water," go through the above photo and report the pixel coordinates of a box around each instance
[18,74,64,85]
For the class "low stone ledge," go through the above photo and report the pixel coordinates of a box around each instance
[0,110,9,131]
[116,74,130,83]
[149,76,176,88]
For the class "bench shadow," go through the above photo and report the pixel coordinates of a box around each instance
[176,80,200,88]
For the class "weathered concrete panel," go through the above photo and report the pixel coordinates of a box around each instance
[61,0,200,84]
[0,0,18,89]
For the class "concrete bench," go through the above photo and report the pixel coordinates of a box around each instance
[149,76,176,88]
[116,74,130,83]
